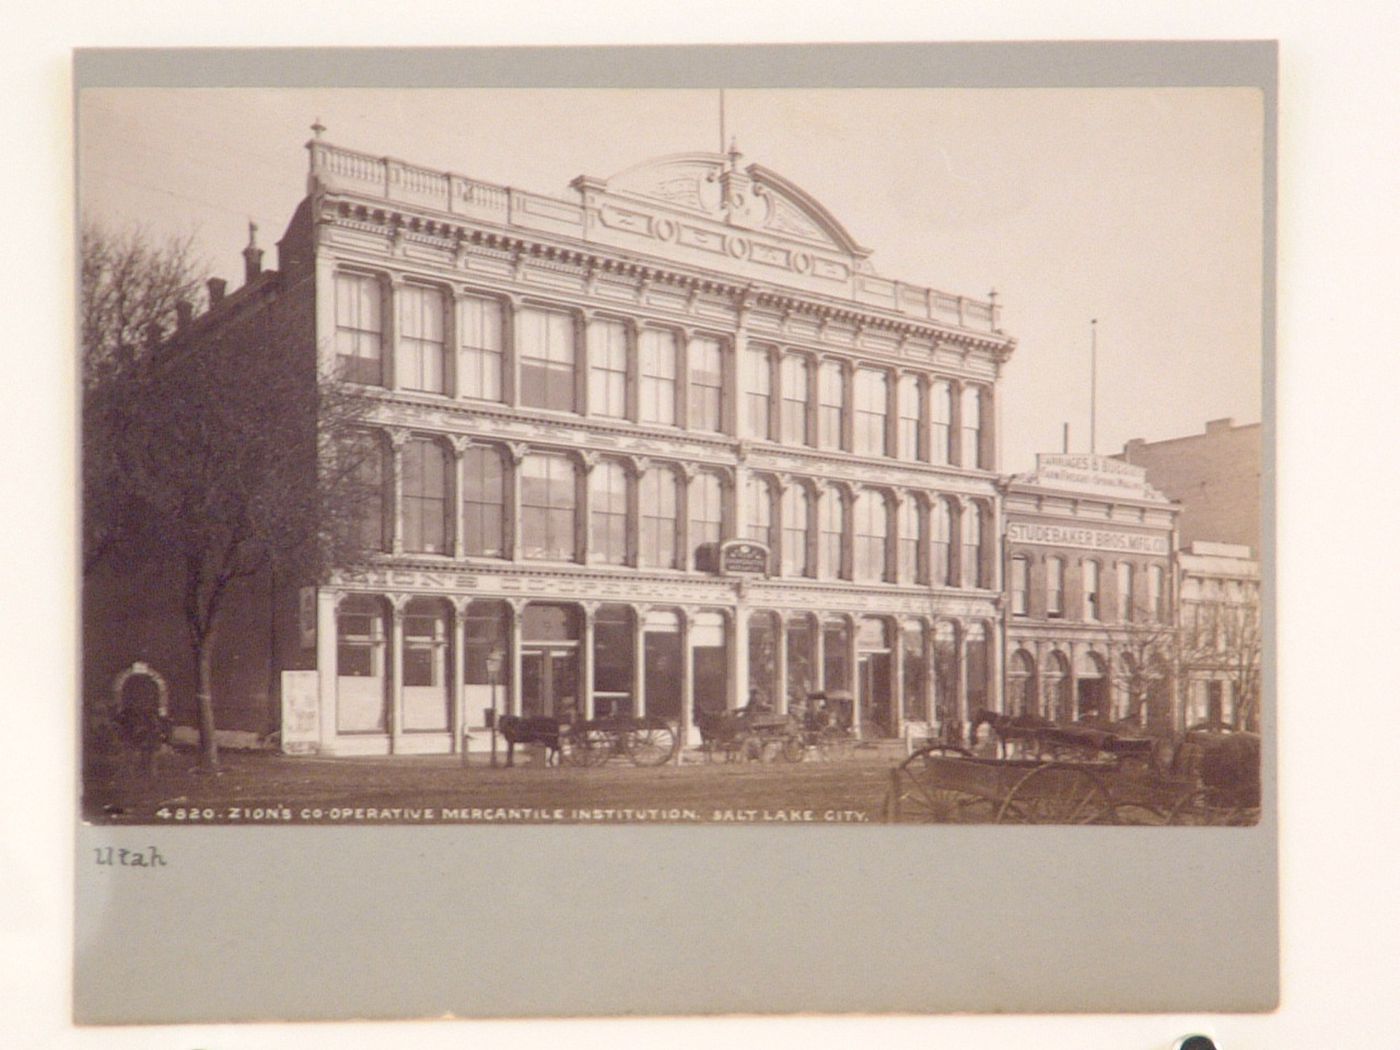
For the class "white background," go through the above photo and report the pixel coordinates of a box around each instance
[3,3,1397,1048]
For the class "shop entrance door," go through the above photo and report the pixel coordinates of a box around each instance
[857,653,893,738]
[521,646,578,719]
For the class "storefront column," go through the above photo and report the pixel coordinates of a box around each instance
[632,605,649,719]
[890,618,905,738]
[1033,641,1048,719]
[679,608,696,747]
[316,589,340,752]
[388,594,407,754]
[844,613,860,735]
[507,598,525,717]
[774,615,789,714]
[921,617,937,725]
[451,598,468,753]
[730,600,749,711]
[1067,641,1082,722]
[955,620,969,728]
[580,602,597,721]
[811,613,826,692]
[988,618,1004,716]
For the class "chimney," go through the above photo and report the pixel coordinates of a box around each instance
[175,300,194,330]
[1122,438,1144,462]
[144,321,164,351]
[207,277,227,305]
[242,221,264,284]
[1205,417,1234,435]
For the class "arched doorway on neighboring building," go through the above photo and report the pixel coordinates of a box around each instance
[1075,650,1109,723]
[1009,649,1037,717]
[1044,650,1071,723]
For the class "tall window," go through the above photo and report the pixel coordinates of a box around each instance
[820,490,846,579]
[688,336,723,432]
[334,272,383,385]
[898,374,922,461]
[929,379,952,465]
[588,460,628,566]
[461,446,504,558]
[781,355,811,446]
[347,432,386,552]
[744,345,773,439]
[931,499,953,586]
[1011,556,1030,616]
[458,293,504,401]
[639,468,679,569]
[521,454,576,561]
[1117,562,1135,622]
[1083,559,1101,621]
[402,439,449,555]
[587,319,628,419]
[854,369,888,456]
[1047,557,1065,617]
[854,490,889,583]
[397,285,445,393]
[961,385,982,468]
[689,471,724,564]
[781,484,811,577]
[519,308,576,412]
[639,329,678,426]
[897,497,922,583]
[818,360,846,450]
[960,502,983,588]
[1148,564,1166,623]
[747,477,776,573]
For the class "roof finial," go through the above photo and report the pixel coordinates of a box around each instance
[727,135,742,171]
[311,117,326,140]
[247,220,259,247]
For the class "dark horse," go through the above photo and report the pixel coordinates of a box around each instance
[497,715,565,767]
[971,709,1056,759]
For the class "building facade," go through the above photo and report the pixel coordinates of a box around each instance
[212,136,1018,755]
[1001,454,1178,732]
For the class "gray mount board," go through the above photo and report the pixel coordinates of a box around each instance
[73,41,1277,1022]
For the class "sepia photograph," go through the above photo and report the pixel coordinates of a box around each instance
[79,82,1265,830]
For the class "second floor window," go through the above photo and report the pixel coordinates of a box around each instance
[782,484,811,577]
[689,336,724,432]
[587,319,628,419]
[519,308,576,413]
[1011,556,1030,615]
[1047,556,1065,617]
[747,476,776,559]
[402,438,448,555]
[639,329,679,426]
[1117,562,1135,622]
[819,360,845,450]
[1083,559,1101,621]
[397,285,445,393]
[781,355,811,446]
[854,369,888,456]
[639,468,679,568]
[1148,564,1166,622]
[521,454,576,561]
[461,446,504,558]
[334,273,383,386]
[458,294,503,401]
[690,471,723,563]
[589,460,628,566]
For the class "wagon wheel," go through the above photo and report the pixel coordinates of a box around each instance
[559,726,601,767]
[996,763,1114,824]
[1107,801,1170,826]
[886,747,993,823]
[625,721,677,767]
[780,735,807,763]
[1166,788,1259,826]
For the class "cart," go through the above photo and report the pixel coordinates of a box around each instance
[557,716,680,768]
[694,707,806,763]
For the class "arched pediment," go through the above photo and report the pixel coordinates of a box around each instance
[603,152,872,263]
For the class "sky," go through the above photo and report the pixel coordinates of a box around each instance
[77,86,1264,475]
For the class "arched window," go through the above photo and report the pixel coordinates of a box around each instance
[1009,649,1037,716]
[897,496,923,583]
[587,318,628,419]
[781,354,811,445]
[744,344,773,439]
[639,467,679,568]
[929,379,952,465]
[689,471,724,565]
[588,460,628,566]
[458,293,504,402]
[854,368,889,456]
[820,488,847,580]
[1047,556,1065,617]
[521,454,577,561]
[1010,555,1030,616]
[898,374,922,460]
[461,445,504,558]
[818,360,846,450]
[397,285,446,393]
[518,307,576,413]
[1044,650,1070,722]
[1083,560,1102,621]
[854,490,890,583]
[931,498,953,587]
[402,438,449,554]
[781,484,812,577]
[688,336,724,432]
[960,385,982,468]
[1148,564,1166,622]
[1117,561,1135,622]
[960,501,983,588]
[639,328,678,426]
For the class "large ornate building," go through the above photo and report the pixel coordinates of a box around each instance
[103,133,1017,755]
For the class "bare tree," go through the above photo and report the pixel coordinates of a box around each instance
[1181,597,1262,732]
[1115,603,1179,733]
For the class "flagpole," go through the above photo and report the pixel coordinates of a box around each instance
[719,89,726,155]
[1090,318,1098,454]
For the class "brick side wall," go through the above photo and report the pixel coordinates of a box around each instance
[1120,424,1261,552]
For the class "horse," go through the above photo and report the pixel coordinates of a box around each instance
[970,708,1056,759]
[693,707,744,762]
[497,715,565,767]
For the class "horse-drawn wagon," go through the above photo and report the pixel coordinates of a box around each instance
[693,690,856,763]
[498,714,679,768]
[884,718,1260,825]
